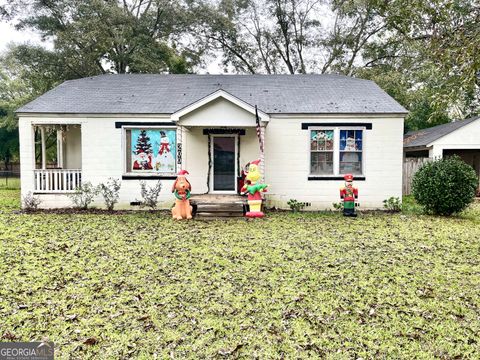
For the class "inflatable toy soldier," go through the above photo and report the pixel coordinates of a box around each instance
[340,173,358,217]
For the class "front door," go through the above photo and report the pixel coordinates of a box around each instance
[211,136,237,193]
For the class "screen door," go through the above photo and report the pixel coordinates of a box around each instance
[212,136,236,192]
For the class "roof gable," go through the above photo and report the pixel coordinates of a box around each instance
[171,90,269,122]
[175,95,266,127]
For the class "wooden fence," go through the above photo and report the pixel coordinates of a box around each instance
[403,157,432,195]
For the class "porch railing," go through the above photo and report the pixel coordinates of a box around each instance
[34,169,82,193]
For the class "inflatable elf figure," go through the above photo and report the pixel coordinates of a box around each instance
[340,173,358,217]
[241,159,268,218]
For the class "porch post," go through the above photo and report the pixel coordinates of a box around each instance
[57,128,64,168]
[40,126,46,170]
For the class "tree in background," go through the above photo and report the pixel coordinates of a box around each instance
[0,0,200,156]
[0,0,199,127]
[0,45,65,128]
[0,111,19,170]
[357,0,479,130]
[1,0,198,75]
[0,0,478,136]
[191,0,478,131]
[191,0,396,74]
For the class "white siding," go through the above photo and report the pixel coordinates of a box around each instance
[19,116,176,209]
[264,116,404,209]
[240,128,262,167]
[19,112,404,210]
[64,125,82,169]
[180,98,261,194]
[183,127,209,193]
[18,113,261,209]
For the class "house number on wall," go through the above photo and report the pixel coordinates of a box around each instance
[177,143,182,164]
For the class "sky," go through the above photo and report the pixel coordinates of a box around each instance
[0,20,222,73]
[0,22,47,52]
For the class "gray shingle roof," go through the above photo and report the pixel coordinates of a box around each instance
[404,116,480,148]
[17,74,408,115]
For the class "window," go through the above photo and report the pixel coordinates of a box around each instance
[309,128,364,176]
[125,128,176,174]
[310,130,334,175]
[339,130,363,175]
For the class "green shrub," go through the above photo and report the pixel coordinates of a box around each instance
[99,178,121,211]
[412,156,478,215]
[22,192,41,211]
[401,195,424,215]
[383,197,401,212]
[68,182,99,210]
[287,199,305,212]
[332,202,343,211]
[138,180,162,210]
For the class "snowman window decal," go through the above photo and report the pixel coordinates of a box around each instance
[130,128,176,174]
[339,130,363,175]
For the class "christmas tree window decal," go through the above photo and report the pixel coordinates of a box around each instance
[129,128,176,174]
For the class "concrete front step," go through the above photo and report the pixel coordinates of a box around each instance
[192,199,246,218]
[195,211,245,218]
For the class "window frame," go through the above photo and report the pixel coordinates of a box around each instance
[309,127,336,176]
[122,125,178,178]
[308,126,365,178]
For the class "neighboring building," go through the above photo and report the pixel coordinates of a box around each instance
[17,74,406,209]
[404,116,480,193]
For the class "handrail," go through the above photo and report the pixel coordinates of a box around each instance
[34,169,82,193]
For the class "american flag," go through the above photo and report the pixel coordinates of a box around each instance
[255,105,264,152]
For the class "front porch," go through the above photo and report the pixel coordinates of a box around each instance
[182,127,264,196]
[32,124,82,193]
[175,90,267,197]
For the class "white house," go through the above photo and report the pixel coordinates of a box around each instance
[17,74,407,210]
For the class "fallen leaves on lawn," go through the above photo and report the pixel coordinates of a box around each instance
[2,331,17,340]
[0,190,479,358]
[83,337,98,346]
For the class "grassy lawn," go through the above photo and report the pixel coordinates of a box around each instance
[1,190,479,359]
[0,176,21,190]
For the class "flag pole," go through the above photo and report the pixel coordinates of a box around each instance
[255,105,265,181]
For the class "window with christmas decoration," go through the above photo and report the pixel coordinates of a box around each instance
[310,130,334,175]
[309,127,364,177]
[125,128,177,174]
[339,130,363,175]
